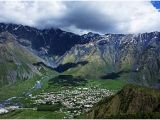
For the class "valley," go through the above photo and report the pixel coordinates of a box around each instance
[0,72,126,118]
[0,23,160,119]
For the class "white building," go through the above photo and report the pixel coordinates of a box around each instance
[0,108,8,115]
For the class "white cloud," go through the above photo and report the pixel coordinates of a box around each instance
[0,1,66,27]
[0,1,159,34]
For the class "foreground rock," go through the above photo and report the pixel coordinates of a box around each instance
[86,84,160,119]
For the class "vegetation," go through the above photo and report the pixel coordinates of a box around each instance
[0,33,41,87]
[84,79,127,90]
[85,84,160,119]
[0,75,41,102]
[0,67,57,102]
[106,112,160,119]
[54,61,88,73]
[49,75,87,86]
[0,109,66,119]
[37,102,64,111]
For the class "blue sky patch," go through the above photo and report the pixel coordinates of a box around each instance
[151,1,160,11]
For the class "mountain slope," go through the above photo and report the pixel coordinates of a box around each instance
[0,32,45,86]
[60,32,160,87]
[0,23,86,56]
[0,23,160,87]
[86,84,160,119]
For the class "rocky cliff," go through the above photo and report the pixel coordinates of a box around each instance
[86,84,160,119]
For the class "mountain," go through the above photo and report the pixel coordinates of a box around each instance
[60,32,160,88]
[0,23,86,56]
[0,23,160,119]
[0,23,160,88]
[85,84,160,119]
[0,31,47,87]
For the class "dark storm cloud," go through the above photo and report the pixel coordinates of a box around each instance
[33,1,118,34]
[0,1,160,34]
[60,2,117,33]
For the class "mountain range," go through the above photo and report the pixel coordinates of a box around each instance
[0,23,160,88]
[60,31,160,88]
[0,23,160,119]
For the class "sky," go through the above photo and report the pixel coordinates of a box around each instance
[0,1,160,35]
[151,1,160,10]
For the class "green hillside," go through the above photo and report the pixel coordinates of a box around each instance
[0,32,58,102]
[0,32,43,87]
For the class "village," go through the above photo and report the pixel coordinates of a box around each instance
[31,87,114,118]
[0,86,114,118]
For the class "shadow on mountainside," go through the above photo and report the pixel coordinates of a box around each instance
[54,61,88,73]
[48,75,87,86]
[100,70,130,80]
[33,61,88,73]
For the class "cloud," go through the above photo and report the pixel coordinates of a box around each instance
[0,1,159,34]
[0,1,66,27]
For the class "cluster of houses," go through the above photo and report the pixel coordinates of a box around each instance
[0,87,114,118]
[0,106,19,115]
[31,87,114,117]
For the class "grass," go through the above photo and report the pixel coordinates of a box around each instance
[106,112,160,119]
[0,70,57,102]
[0,75,41,102]
[0,38,45,87]
[12,97,34,108]
[0,67,128,103]
[46,77,127,92]
[37,102,64,111]
[0,72,127,119]
[0,109,66,119]
[82,70,129,90]
[85,79,127,90]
